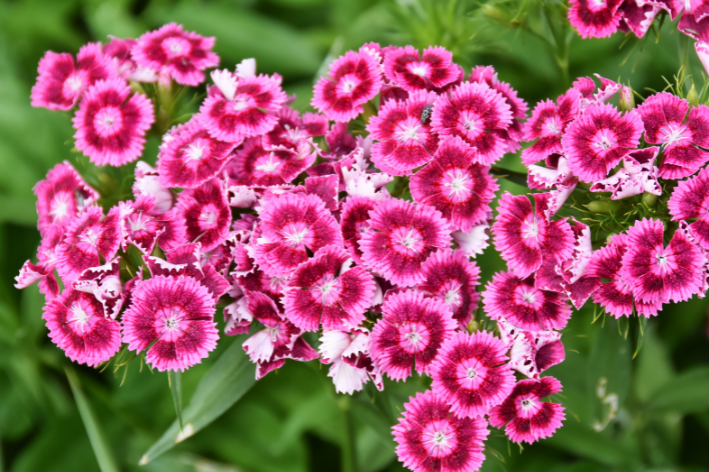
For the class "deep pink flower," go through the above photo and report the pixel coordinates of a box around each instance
[284,245,375,331]
[392,390,489,472]
[696,41,709,78]
[497,319,565,379]
[15,225,65,300]
[43,288,121,366]
[418,249,481,329]
[383,46,459,93]
[521,89,580,166]
[312,49,383,122]
[72,258,126,320]
[431,82,513,165]
[340,196,377,264]
[589,147,662,199]
[431,331,515,418]
[198,71,287,143]
[360,199,451,287]
[561,103,643,182]
[322,122,358,160]
[482,271,572,331]
[73,78,154,167]
[636,92,709,179]
[133,161,174,214]
[678,6,709,40]
[410,136,498,232]
[254,192,343,278]
[132,23,218,86]
[370,290,456,380]
[304,175,339,211]
[263,107,328,151]
[31,42,116,111]
[122,275,218,371]
[491,192,574,278]
[175,178,231,251]
[226,136,315,186]
[568,0,624,38]
[619,1,662,37]
[620,218,705,304]
[669,167,709,249]
[120,196,186,254]
[319,329,383,394]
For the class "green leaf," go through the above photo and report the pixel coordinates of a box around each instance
[634,325,674,404]
[648,367,709,414]
[65,367,119,472]
[545,419,638,468]
[167,370,183,431]
[140,336,256,464]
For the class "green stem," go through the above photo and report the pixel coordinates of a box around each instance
[340,397,357,472]
[489,165,528,188]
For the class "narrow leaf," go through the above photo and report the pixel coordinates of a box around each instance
[140,336,256,464]
[65,367,119,472]
[649,367,709,414]
[168,370,184,431]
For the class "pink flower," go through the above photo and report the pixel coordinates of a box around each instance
[431,82,513,165]
[360,199,451,287]
[254,192,343,278]
[669,166,709,249]
[31,42,116,111]
[304,175,339,211]
[340,196,377,264]
[175,178,231,251]
[418,249,481,329]
[431,331,515,418]
[157,119,237,189]
[72,258,126,320]
[132,23,219,86]
[133,162,174,213]
[226,137,315,186]
[482,272,572,331]
[392,390,489,472]
[497,319,565,379]
[262,107,328,151]
[589,147,662,199]
[43,289,121,366]
[383,46,459,92]
[561,103,643,182]
[119,196,186,254]
[122,275,218,372]
[521,89,580,166]
[367,90,438,176]
[198,71,287,143]
[636,92,709,179]
[370,290,456,380]
[284,245,375,331]
[319,329,383,394]
[312,49,382,122]
[491,192,574,278]
[15,226,65,300]
[568,0,624,38]
[73,78,154,167]
[489,377,565,444]
[410,136,498,232]
[696,41,709,79]
[619,1,662,38]
[620,218,705,304]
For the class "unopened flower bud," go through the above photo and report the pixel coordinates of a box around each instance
[687,83,700,107]
[481,4,510,26]
[585,200,615,214]
[619,85,635,111]
[641,192,659,207]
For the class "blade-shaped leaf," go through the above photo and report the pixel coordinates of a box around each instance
[65,367,119,472]
[168,370,184,431]
[140,336,256,464]
[649,367,709,414]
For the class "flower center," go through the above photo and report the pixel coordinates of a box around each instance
[185,142,206,161]
[422,426,456,457]
[396,228,423,252]
[396,123,421,142]
[282,224,310,247]
[49,193,72,220]
[592,128,617,153]
[466,367,477,379]
[128,212,151,233]
[68,302,91,334]
[233,98,249,111]
[405,330,423,347]
[341,79,357,94]
[255,153,281,173]
[93,106,123,137]
[65,74,83,93]
[522,291,536,303]
[444,286,461,307]
[162,37,191,57]
[79,228,100,249]
[662,123,689,146]
[522,219,539,240]
[443,169,473,201]
[408,62,429,77]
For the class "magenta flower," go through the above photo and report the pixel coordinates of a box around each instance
[227,137,315,186]
[43,289,121,366]
[312,49,382,122]
[636,92,709,179]
[561,103,643,182]
[360,199,451,287]
[72,258,126,320]
[133,161,174,214]
[31,42,116,111]
[73,78,154,167]
[122,275,218,371]
[619,1,662,38]
[120,196,186,254]
[491,192,574,278]
[589,147,662,200]
[157,119,237,189]
[175,178,231,251]
[498,319,565,379]
[263,107,328,151]
[521,89,580,166]
[392,390,489,472]
[620,218,705,304]
[305,175,339,211]
[254,192,343,278]
[198,71,287,143]
[669,167,709,249]
[284,245,375,331]
[340,196,377,264]
[367,90,438,176]
[568,0,624,38]
[319,329,383,394]
[15,226,65,300]
[431,82,513,165]
[482,272,572,331]
[410,136,498,232]
[431,331,515,418]
[418,249,481,329]
[383,46,459,92]
[370,290,456,380]
[489,377,565,444]
[132,23,218,86]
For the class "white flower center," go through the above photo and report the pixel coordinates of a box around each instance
[342,79,356,94]
[185,142,205,161]
[69,303,90,334]
[663,123,688,146]
[255,153,281,173]
[66,75,83,92]
[50,194,71,219]
[397,124,420,141]
[79,228,99,248]
[656,253,668,266]
[466,367,477,379]
[284,227,308,246]
[522,291,536,303]
[464,118,480,132]
[201,210,216,226]
[444,287,461,306]
[233,98,249,111]
[411,65,428,77]
[397,228,422,251]
[521,398,537,411]
[128,212,150,232]
[405,330,423,346]
[444,170,471,200]
[522,220,539,240]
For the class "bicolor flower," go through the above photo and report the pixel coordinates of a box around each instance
[175,178,232,251]
[521,89,580,166]
[119,196,186,254]
[589,147,662,199]
[383,46,459,92]
[319,329,383,394]
[133,161,174,214]
[497,319,565,379]
[227,137,315,186]
[669,166,709,249]
[568,0,624,38]
[340,196,377,264]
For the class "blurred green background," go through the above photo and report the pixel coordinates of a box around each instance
[1,0,708,471]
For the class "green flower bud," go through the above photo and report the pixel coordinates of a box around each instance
[687,83,700,107]
[585,200,615,214]
[619,85,635,111]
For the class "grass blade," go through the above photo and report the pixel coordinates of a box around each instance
[168,370,184,431]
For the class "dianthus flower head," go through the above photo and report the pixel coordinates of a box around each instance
[410,136,498,232]
[636,91,709,179]
[392,389,489,472]
[73,78,155,167]
[370,289,456,380]
[31,42,117,111]
[121,275,218,372]
[312,48,383,122]
[319,329,383,394]
[262,107,328,151]
[431,81,513,165]
[668,166,709,249]
[619,1,662,38]
[482,271,572,331]
[561,103,643,182]
[489,376,565,444]
[133,161,174,214]
[431,331,515,418]
[226,137,315,186]
[119,196,186,254]
[304,174,339,211]
[497,319,565,379]
[568,0,624,38]
[383,46,459,93]
[175,178,231,251]
[589,146,662,200]
[340,196,377,264]
[132,23,219,86]
[359,199,451,287]
[521,89,580,166]
[284,245,375,331]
